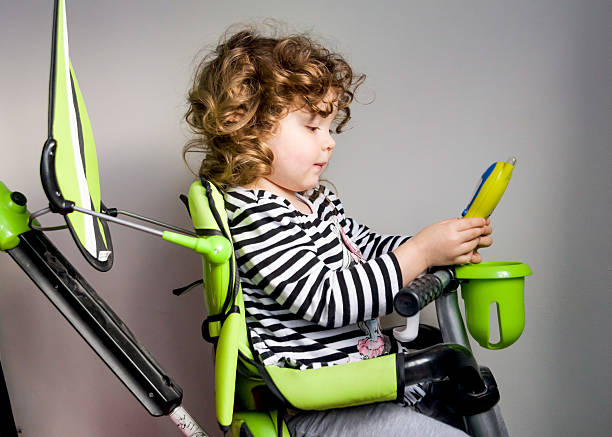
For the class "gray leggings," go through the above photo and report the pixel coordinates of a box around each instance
[287,402,466,437]
[287,402,509,437]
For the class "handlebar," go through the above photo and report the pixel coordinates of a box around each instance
[394,268,454,317]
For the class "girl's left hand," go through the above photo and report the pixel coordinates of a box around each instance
[470,218,493,263]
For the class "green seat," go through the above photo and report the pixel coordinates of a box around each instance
[187,178,405,436]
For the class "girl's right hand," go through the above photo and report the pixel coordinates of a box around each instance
[411,217,490,268]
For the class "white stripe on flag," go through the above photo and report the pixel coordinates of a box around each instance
[61,1,95,257]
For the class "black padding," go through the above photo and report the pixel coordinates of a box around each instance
[179,194,190,217]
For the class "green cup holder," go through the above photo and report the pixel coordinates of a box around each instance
[455,262,532,350]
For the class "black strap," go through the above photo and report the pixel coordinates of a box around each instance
[277,404,286,437]
[172,278,203,296]
[199,176,241,323]
[201,313,225,344]
[195,228,224,237]
[200,176,231,241]
[201,305,240,344]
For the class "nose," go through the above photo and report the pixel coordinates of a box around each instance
[323,131,336,151]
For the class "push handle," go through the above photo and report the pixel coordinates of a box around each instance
[394,269,453,317]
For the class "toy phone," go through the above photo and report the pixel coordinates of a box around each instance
[461,157,516,219]
[394,157,517,343]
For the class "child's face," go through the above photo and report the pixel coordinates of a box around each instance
[264,102,337,194]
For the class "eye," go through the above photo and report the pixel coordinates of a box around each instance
[306,126,319,132]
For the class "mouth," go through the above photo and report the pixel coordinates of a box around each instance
[314,162,327,170]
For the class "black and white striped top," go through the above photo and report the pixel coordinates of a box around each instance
[224,185,413,371]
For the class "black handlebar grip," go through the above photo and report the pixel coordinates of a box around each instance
[394,274,445,317]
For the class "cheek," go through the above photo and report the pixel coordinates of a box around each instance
[278,148,312,167]
[297,143,320,162]
[270,152,301,178]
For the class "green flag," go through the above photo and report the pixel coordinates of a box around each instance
[46,0,113,271]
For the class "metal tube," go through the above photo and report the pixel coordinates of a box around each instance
[116,209,197,237]
[29,206,51,221]
[28,206,68,231]
[436,286,472,350]
[29,205,196,237]
[169,405,210,437]
[73,206,163,236]
[466,408,506,437]
[436,284,506,436]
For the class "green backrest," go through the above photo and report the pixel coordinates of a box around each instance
[188,180,261,429]
[187,180,251,357]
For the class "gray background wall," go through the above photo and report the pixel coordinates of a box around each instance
[0,1,610,436]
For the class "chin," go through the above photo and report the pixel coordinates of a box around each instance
[302,181,319,192]
[289,179,317,193]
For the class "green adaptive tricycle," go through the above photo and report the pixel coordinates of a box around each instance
[0,1,531,436]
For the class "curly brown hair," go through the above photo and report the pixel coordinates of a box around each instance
[184,25,365,190]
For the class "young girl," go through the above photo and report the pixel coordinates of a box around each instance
[185,27,494,437]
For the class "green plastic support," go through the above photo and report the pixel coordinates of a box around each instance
[0,181,32,251]
[215,311,240,427]
[456,262,532,350]
[161,231,232,264]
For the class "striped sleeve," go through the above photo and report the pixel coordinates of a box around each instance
[325,190,411,260]
[229,198,404,328]
[343,217,411,259]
